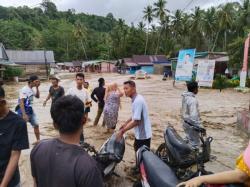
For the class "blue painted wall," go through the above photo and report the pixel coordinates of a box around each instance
[141,66,154,74]
[129,67,140,74]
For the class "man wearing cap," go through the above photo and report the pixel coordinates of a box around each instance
[16,75,41,144]
[43,75,65,111]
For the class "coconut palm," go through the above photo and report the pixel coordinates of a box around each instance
[153,0,167,22]
[143,5,153,54]
[217,3,236,50]
[138,21,146,31]
[202,7,218,50]
[153,0,168,54]
[73,21,88,60]
[171,9,183,39]
[190,7,204,49]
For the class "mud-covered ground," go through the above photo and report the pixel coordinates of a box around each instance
[4,73,250,187]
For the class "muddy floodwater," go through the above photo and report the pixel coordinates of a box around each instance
[3,73,250,187]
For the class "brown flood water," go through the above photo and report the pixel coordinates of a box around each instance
[3,73,250,187]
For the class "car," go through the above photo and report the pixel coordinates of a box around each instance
[135,70,150,79]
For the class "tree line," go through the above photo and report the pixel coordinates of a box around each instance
[0,0,249,68]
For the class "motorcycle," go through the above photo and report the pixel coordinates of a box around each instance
[156,125,213,180]
[135,145,244,187]
[80,133,125,178]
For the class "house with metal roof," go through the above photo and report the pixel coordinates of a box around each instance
[123,55,170,74]
[6,50,55,76]
[170,51,229,75]
[82,60,116,73]
[0,43,14,80]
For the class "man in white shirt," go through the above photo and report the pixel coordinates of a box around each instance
[66,73,91,142]
[16,75,41,144]
[116,80,152,172]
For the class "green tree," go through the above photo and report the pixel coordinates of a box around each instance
[41,0,58,19]
[153,0,168,54]
[143,5,154,55]
[73,21,88,60]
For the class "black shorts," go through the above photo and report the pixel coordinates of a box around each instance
[85,107,90,113]
[134,138,151,153]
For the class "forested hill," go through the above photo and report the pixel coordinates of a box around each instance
[0,0,249,66]
[0,1,129,62]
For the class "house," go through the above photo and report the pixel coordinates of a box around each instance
[6,50,55,76]
[83,60,115,73]
[132,55,154,74]
[63,62,74,70]
[123,58,139,74]
[123,55,169,74]
[0,43,14,80]
[170,51,230,75]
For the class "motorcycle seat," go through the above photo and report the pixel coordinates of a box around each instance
[142,149,179,187]
[165,127,193,155]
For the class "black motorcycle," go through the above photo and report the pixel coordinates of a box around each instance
[80,133,125,177]
[135,145,243,187]
[156,125,214,180]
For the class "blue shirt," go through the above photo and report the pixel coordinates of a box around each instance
[132,94,152,140]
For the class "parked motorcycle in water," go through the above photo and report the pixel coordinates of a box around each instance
[135,145,244,187]
[80,133,125,177]
[156,125,214,180]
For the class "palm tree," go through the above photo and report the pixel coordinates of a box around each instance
[143,5,153,55]
[236,0,250,35]
[153,0,168,54]
[138,21,146,31]
[73,21,88,60]
[112,19,128,58]
[202,7,217,51]
[153,0,167,22]
[171,9,183,39]
[190,7,204,49]
[217,3,235,51]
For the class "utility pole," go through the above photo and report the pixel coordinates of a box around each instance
[44,50,49,79]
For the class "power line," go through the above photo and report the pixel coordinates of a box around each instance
[182,0,196,11]
[29,3,41,8]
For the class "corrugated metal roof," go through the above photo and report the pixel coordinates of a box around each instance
[0,43,9,61]
[6,50,55,65]
[83,60,104,66]
[64,62,74,67]
[72,61,82,67]
[126,62,138,67]
[124,55,168,67]
[0,43,14,66]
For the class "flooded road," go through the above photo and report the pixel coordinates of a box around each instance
[3,73,250,187]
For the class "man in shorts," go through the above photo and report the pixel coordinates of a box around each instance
[17,75,41,144]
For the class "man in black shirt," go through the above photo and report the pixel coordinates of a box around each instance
[0,86,29,187]
[91,78,106,126]
[43,76,64,110]
[31,95,103,187]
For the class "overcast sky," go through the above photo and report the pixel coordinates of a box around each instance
[0,0,239,24]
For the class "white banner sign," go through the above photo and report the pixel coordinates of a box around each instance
[240,70,247,87]
[196,60,215,87]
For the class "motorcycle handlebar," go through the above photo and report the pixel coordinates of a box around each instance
[184,121,206,134]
